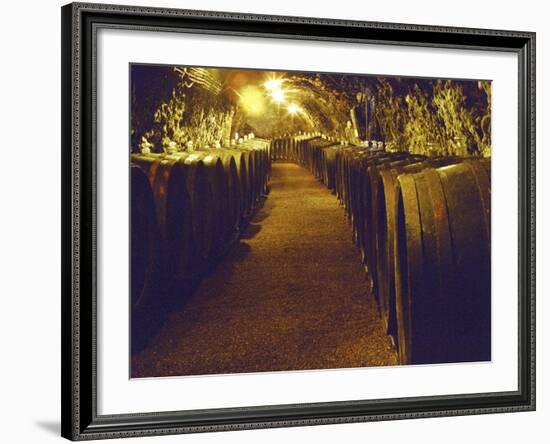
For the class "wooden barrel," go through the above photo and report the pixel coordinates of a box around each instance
[278,137,288,161]
[206,149,242,242]
[272,138,281,160]
[344,148,359,205]
[344,147,370,228]
[281,136,290,160]
[241,140,271,208]
[221,149,248,226]
[189,152,227,260]
[254,138,273,193]
[259,139,273,192]
[335,146,350,205]
[322,146,339,190]
[131,153,196,282]
[130,164,160,309]
[239,150,253,218]
[374,157,460,337]
[394,159,491,365]
[251,148,263,202]
[296,136,316,167]
[352,151,406,266]
[242,148,258,213]
[289,136,297,162]
[238,149,255,217]
[362,154,425,298]
[303,138,338,179]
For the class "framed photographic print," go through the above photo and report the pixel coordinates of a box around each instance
[61,2,536,440]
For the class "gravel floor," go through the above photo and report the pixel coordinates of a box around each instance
[132,162,397,378]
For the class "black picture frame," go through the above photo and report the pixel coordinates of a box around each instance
[61,2,536,440]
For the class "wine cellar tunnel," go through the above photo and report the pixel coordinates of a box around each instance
[130,65,492,377]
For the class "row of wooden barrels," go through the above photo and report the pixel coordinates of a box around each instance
[130,139,271,316]
[273,135,491,366]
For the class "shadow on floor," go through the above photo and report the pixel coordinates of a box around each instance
[35,420,59,436]
[131,199,269,355]
[240,223,262,239]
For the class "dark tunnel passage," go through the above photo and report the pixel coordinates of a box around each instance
[130,65,492,377]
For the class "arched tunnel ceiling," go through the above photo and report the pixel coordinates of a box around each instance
[131,64,491,157]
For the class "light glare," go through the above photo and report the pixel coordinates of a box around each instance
[270,89,286,104]
[264,78,284,91]
[238,86,266,116]
[287,103,300,114]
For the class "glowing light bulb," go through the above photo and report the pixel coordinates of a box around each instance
[270,89,285,103]
[264,78,284,91]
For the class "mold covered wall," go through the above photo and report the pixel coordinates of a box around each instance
[131,65,234,152]
[131,65,491,157]
[373,78,491,157]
